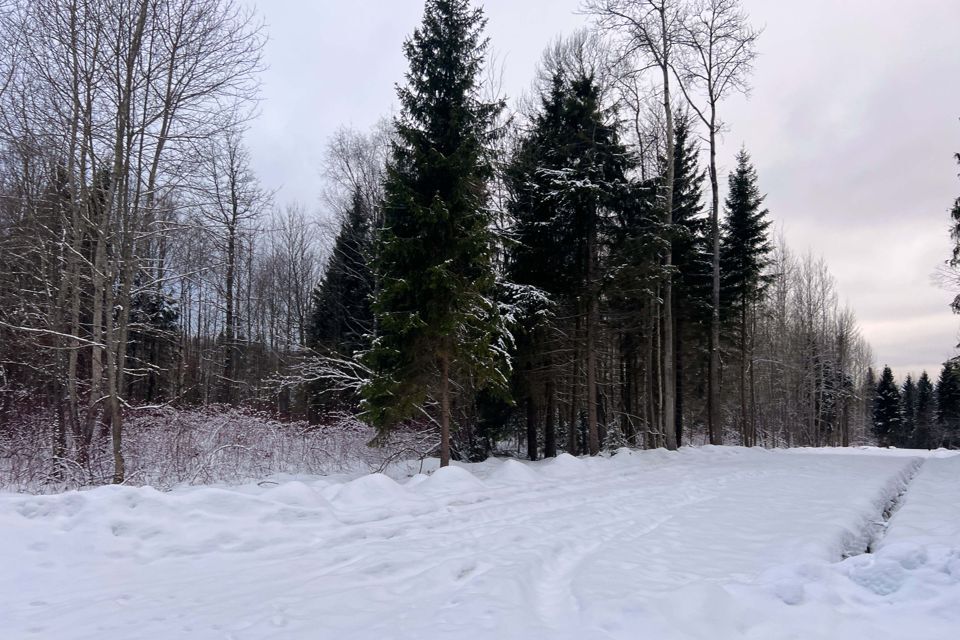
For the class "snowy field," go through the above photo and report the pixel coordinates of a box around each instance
[2,448,959,639]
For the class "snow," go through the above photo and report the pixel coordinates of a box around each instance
[1,447,958,639]
[883,455,960,547]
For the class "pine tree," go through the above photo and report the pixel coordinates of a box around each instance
[913,371,936,449]
[720,148,772,445]
[872,366,901,447]
[363,0,506,467]
[936,361,960,448]
[900,374,917,447]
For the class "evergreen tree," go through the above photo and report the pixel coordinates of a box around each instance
[307,189,375,415]
[914,371,936,449]
[507,66,634,456]
[605,178,664,449]
[900,374,917,447]
[363,0,506,467]
[872,366,901,447]
[720,148,772,445]
[309,188,374,358]
[670,113,709,445]
[863,367,877,437]
[720,149,773,313]
[936,361,960,448]
[505,69,567,461]
[127,285,180,404]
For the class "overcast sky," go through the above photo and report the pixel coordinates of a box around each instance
[245,0,960,380]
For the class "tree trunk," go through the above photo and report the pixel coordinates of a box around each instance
[586,235,600,456]
[439,353,451,467]
[647,303,659,448]
[675,315,684,447]
[545,369,557,458]
[660,13,677,452]
[526,394,538,461]
[84,211,107,453]
[223,222,237,403]
[708,120,722,446]
[105,258,125,484]
[740,302,749,445]
[749,303,759,446]
[569,315,581,455]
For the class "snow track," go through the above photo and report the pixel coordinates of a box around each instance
[0,448,953,639]
[863,457,924,554]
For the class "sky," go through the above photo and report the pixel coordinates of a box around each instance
[245,0,960,381]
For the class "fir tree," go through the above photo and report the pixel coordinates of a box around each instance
[872,366,902,447]
[913,371,936,449]
[720,148,772,445]
[363,0,506,467]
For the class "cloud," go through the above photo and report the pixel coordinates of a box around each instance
[244,0,960,378]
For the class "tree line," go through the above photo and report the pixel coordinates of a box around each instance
[306,0,876,466]
[871,364,960,450]
[0,0,888,483]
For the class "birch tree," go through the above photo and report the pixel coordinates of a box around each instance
[586,0,687,449]
[673,0,759,445]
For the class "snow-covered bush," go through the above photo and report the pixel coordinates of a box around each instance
[0,406,433,493]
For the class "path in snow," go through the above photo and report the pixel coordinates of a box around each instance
[0,448,935,639]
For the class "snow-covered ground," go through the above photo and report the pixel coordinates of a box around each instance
[2,447,958,639]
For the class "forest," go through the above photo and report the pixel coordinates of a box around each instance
[0,0,958,489]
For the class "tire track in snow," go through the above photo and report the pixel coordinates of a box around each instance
[534,515,675,629]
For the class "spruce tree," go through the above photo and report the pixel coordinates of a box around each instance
[670,113,709,445]
[872,366,902,447]
[309,188,374,358]
[721,149,772,313]
[307,189,375,414]
[913,371,936,449]
[507,67,633,456]
[936,361,960,448]
[720,148,772,445]
[900,374,917,447]
[363,0,505,467]
[505,69,567,461]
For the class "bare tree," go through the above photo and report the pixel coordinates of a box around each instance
[195,129,269,403]
[0,0,264,482]
[586,0,687,450]
[673,0,759,445]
